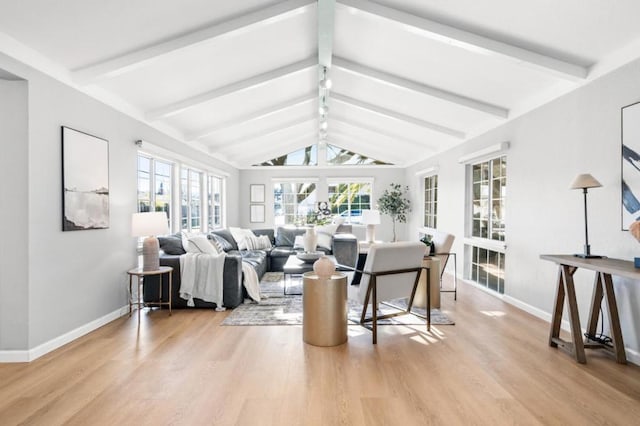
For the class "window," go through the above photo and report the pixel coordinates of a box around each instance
[423,175,438,228]
[472,157,506,241]
[273,181,317,225]
[208,175,223,229]
[467,156,506,294]
[181,167,202,232]
[328,180,372,224]
[137,154,173,228]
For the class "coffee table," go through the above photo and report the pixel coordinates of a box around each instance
[282,254,336,295]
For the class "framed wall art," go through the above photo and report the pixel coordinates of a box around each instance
[250,204,265,223]
[61,126,110,231]
[250,184,265,203]
[622,101,640,230]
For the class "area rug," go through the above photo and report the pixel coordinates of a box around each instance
[222,273,454,326]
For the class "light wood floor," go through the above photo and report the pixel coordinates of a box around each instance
[1,277,640,426]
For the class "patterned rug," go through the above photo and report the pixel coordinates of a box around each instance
[222,272,455,326]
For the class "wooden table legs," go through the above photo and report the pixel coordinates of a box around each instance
[548,264,626,364]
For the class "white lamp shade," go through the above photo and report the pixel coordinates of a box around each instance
[362,209,381,225]
[570,174,602,190]
[131,212,169,237]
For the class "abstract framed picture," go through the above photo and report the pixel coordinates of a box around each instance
[61,126,110,231]
[622,102,640,230]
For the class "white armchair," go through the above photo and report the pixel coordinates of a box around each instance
[348,241,431,344]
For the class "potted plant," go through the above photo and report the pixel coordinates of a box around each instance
[420,234,435,256]
[377,183,411,242]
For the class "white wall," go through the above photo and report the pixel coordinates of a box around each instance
[406,57,640,361]
[239,167,406,242]
[0,78,29,350]
[0,53,239,359]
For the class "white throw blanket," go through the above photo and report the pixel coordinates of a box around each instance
[242,261,261,303]
[180,252,226,310]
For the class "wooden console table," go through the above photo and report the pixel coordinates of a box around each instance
[540,255,637,364]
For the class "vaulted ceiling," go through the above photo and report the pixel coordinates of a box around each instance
[2,0,640,168]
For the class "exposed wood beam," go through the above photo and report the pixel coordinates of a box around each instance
[338,0,587,81]
[331,92,465,138]
[207,116,316,148]
[147,57,316,120]
[333,57,508,118]
[331,117,440,150]
[73,0,315,84]
[187,93,316,141]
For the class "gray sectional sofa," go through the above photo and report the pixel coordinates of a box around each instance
[143,225,358,309]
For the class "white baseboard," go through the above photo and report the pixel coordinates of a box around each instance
[0,305,129,363]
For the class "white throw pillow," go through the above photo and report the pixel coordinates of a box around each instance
[229,227,255,250]
[293,235,304,249]
[316,224,338,250]
[182,233,218,254]
[245,234,272,250]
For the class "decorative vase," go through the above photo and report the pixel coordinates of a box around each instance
[313,255,336,278]
[303,227,317,253]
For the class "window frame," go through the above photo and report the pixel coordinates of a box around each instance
[136,153,174,232]
[272,179,318,225]
[423,174,438,228]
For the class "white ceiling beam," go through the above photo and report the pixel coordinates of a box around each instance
[208,116,316,149]
[333,57,508,118]
[331,117,439,150]
[73,0,315,84]
[187,93,316,141]
[147,57,316,120]
[318,0,336,68]
[331,92,465,138]
[338,0,588,81]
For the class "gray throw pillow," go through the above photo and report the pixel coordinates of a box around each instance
[209,233,234,252]
[158,235,186,255]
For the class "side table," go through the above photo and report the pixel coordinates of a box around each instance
[127,266,173,317]
[302,272,348,346]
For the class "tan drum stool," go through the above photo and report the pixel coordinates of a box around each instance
[302,272,348,347]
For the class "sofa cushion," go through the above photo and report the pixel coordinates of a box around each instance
[275,227,306,247]
[158,234,186,255]
[210,229,238,251]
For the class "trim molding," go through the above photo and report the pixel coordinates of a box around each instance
[0,305,129,363]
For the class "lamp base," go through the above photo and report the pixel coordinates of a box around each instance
[142,236,160,271]
[574,253,605,259]
[365,224,376,243]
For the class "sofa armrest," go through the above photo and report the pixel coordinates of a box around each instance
[222,254,243,308]
[332,233,358,269]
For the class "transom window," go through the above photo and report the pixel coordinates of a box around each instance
[423,175,438,228]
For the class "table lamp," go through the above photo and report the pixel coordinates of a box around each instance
[362,209,381,243]
[132,211,169,271]
[569,174,603,258]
